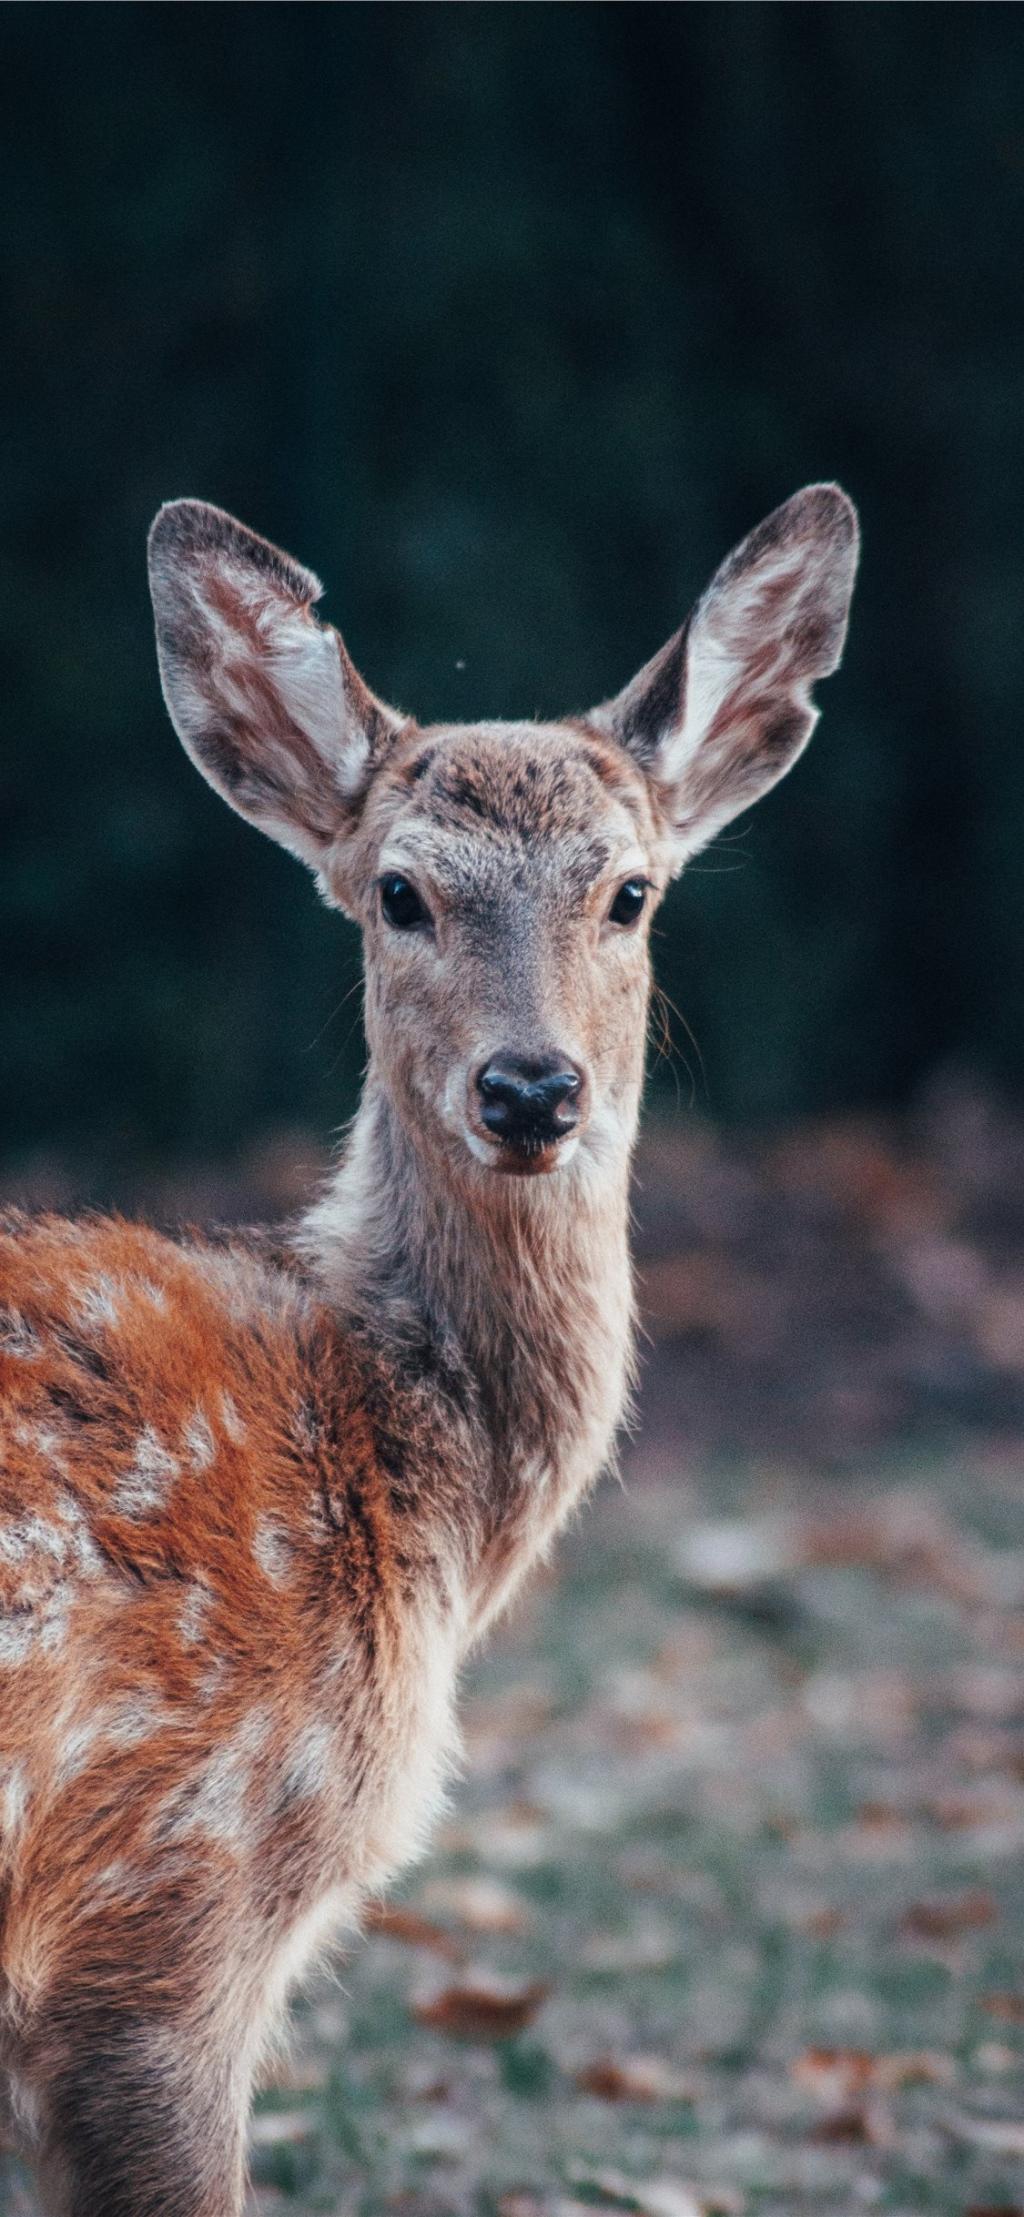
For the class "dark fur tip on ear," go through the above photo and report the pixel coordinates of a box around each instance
[147,499,324,611]
[764,482,859,551]
[710,481,860,680]
[732,481,859,595]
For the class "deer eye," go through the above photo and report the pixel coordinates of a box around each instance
[608,877,648,928]
[380,874,429,931]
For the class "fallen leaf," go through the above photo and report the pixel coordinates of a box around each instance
[791,2046,953,2100]
[900,1890,997,1940]
[797,1906,846,1939]
[981,1992,1024,2023]
[412,1971,549,2040]
[363,1903,460,1957]
[576,2055,697,2103]
[809,2104,873,2144]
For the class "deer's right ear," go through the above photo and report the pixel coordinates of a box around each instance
[148,501,407,880]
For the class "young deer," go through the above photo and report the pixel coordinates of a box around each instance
[0,485,857,2214]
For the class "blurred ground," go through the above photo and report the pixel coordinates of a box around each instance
[1,1079,1022,2215]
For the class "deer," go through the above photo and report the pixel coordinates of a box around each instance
[0,483,858,2214]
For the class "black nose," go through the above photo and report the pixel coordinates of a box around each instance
[476,1054,583,1147]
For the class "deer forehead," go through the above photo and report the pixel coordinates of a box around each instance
[367,722,656,898]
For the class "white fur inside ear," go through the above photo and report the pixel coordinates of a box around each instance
[659,544,812,790]
[593,486,859,874]
[190,551,359,796]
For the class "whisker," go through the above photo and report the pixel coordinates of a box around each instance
[650,979,707,1110]
[305,976,364,1055]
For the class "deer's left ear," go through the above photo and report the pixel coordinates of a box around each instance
[591,485,859,870]
[148,500,407,879]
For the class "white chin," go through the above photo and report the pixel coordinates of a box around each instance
[461,1128,580,1174]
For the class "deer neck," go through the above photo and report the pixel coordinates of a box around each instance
[300,1082,637,1626]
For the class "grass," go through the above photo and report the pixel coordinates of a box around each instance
[238,1452,1024,2217]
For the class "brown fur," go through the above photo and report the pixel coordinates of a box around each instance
[0,486,857,2212]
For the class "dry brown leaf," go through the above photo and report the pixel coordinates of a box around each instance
[576,2055,697,2103]
[797,1906,846,1939]
[792,2047,953,2101]
[982,1992,1024,2023]
[900,1889,997,1940]
[809,2104,874,2144]
[412,1971,549,2040]
[363,1903,460,1957]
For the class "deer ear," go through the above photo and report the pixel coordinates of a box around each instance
[592,485,859,870]
[148,500,407,875]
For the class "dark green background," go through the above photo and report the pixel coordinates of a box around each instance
[3,4,1022,1172]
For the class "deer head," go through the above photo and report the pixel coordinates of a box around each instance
[149,487,858,1187]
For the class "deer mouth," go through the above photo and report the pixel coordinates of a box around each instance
[461,1123,581,1177]
[488,1129,580,1177]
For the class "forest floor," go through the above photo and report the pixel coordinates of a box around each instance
[239,1451,1024,2217]
[2,1078,1023,2215]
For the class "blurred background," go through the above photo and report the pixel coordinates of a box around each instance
[3,15,1024,2214]
[3,3,1024,1175]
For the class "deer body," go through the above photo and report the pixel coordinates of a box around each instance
[0,486,857,2212]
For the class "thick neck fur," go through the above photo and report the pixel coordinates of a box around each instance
[299,1084,637,1637]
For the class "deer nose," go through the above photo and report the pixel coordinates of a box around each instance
[476,1055,584,1146]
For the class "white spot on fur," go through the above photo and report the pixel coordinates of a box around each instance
[0,1512,84,1592]
[165,1705,270,1846]
[54,1714,103,1783]
[37,1592,70,1655]
[100,1694,177,1751]
[178,1581,212,1647]
[294,1400,318,1457]
[198,1655,228,1702]
[219,1390,246,1444]
[51,1490,104,1578]
[13,1419,70,1476]
[0,1309,41,1359]
[280,1721,333,1805]
[183,1408,216,1471]
[74,1273,122,1332]
[113,1425,179,1518]
[0,1764,27,1835]
[253,1518,292,1586]
[189,1249,257,1320]
[0,1621,34,1668]
[91,1858,156,1903]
